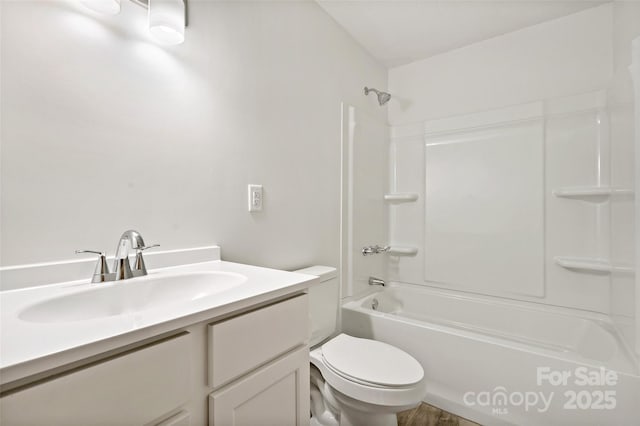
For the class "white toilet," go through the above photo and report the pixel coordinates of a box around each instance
[294,266,425,426]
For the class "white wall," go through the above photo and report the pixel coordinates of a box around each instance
[386,3,640,316]
[388,4,612,125]
[0,0,387,273]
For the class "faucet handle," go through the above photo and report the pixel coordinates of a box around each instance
[75,249,104,256]
[75,250,111,283]
[133,244,159,276]
[362,246,375,256]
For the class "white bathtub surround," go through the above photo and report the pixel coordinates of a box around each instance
[382,0,639,355]
[333,4,640,424]
[389,92,623,312]
[342,284,640,425]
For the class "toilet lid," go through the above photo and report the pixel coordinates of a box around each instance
[321,334,424,387]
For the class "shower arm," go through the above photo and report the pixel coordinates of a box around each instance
[364,87,380,96]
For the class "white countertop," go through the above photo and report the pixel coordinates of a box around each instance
[0,260,317,385]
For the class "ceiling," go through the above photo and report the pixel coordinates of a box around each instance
[316,0,605,68]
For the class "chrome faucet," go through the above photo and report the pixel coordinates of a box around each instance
[113,230,145,280]
[76,230,158,283]
[368,277,385,286]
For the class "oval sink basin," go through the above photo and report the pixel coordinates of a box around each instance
[19,271,247,323]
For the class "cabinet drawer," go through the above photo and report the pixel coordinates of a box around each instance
[1,333,191,426]
[208,294,308,388]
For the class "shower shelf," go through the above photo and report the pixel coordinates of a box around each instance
[387,246,418,256]
[552,186,633,201]
[384,193,419,203]
[555,256,634,274]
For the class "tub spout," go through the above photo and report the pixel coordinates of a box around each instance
[369,277,385,286]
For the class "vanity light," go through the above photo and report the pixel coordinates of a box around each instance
[81,0,121,15]
[148,0,185,45]
[78,0,187,45]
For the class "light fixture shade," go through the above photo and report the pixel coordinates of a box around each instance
[80,0,121,15]
[148,0,185,45]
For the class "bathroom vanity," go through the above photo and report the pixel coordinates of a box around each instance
[0,253,316,425]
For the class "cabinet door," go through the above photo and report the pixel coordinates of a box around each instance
[209,346,309,426]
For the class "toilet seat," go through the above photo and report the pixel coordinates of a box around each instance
[310,334,425,409]
[321,334,423,388]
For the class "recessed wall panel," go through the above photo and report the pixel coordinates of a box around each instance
[424,120,544,297]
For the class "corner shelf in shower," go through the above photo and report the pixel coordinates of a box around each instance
[552,186,633,201]
[383,193,419,203]
[387,246,419,256]
[554,256,634,274]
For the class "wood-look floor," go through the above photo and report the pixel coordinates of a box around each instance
[398,403,481,426]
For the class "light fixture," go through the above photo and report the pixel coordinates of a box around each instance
[148,0,185,46]
[78,0,187,45]
[81,0,121,15]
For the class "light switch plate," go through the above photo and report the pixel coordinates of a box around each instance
[248,184,263,212]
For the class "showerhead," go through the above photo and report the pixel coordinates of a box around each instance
[364,86,391,106]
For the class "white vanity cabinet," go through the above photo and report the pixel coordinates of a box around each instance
[0,293,310,426]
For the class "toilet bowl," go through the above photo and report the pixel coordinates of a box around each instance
[293,266,425,426]
[309,334,425,426]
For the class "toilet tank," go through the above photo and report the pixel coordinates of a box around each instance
[294,266,338,346]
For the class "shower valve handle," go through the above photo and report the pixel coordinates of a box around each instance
[362,245,390,256]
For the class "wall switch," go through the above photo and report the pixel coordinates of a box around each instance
[248,184,263,212]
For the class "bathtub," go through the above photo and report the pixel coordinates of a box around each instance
[341,284,640,425]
